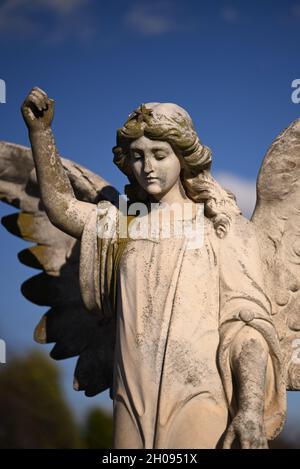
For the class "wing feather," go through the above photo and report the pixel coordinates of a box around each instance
[252,118,300,389]
[0,141,119,396]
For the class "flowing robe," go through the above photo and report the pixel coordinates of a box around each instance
[79,201,286,449]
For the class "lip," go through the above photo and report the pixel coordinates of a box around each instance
[145,177,159,182]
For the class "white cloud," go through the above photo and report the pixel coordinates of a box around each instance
[0,0,35,35]
[0,0,95,43]
[220,5,240,24]
[214,171,256,219]
[125,6,172,35]
[124,1,188,36]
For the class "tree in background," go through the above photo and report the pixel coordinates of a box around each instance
[0,350,83,448]
[83,408,113,449]
[0,349,298,448]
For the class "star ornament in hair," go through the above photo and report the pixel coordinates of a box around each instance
[128,104,153,124]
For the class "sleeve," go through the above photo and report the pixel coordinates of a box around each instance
[217,214,286,439]
[79,200,117,319]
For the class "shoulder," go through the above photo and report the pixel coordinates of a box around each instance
[95,200,119,239]
[96,200,119,219]
[203,214,256,238]
[227,214,258,243]
[219,214,262,263]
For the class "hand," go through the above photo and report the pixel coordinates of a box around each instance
[21,87,54,132]
[223,411,268,449]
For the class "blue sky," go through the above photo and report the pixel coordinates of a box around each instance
[0,0,300,437]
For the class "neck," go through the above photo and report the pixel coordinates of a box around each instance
[153,179,188,206]
[150,180,197,224]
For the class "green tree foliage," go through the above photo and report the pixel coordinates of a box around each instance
[83,408,113,449]
[0,350,83,448]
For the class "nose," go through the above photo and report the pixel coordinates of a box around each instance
[144,155,153,174]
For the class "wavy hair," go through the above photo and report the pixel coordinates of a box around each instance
[112,103,240,238]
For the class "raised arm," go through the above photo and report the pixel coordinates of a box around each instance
[21,87,94,239]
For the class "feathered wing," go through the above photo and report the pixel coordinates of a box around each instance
[251,118,300,390]
[0,141,119,396]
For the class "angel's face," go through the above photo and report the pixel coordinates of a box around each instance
[129,136,181,199]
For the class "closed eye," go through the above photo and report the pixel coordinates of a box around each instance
[131,150,144,160]
[154,151,168,160]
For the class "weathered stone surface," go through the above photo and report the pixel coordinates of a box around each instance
[0,88,299,448]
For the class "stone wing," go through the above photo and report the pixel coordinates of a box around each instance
[251,118,300,390]
[0,141,119,396]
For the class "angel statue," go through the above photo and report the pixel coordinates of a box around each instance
[0,87,300,450]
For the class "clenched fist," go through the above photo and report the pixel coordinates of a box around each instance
[21,87,54,131]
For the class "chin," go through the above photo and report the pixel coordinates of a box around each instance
[144,184,163,196]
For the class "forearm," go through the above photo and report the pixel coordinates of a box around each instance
[22,88,95,239]
[222,326,269,448]
[29,128,94,238]
[231,326,268,416]
[29,128,75,217]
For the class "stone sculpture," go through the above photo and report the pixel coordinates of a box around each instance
[1,87,300,448]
